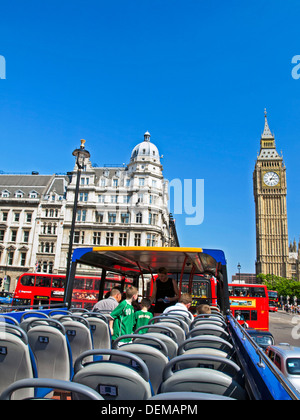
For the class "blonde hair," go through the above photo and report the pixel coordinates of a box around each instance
[179,293,193,305]
[126,286,138,299]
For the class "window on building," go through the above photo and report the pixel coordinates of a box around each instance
[11,230,17,242]
[26,213,32,223]
[14,212,20,222]
[146,234,156,247]
[119,233,127,246]
[134,233,141,246]
[93,232,101,245]
[113,179,118,187]
[0,230,5,242]
[106,232,114,246]
[77,210,87,222]
[23,231,29,243]
[136,212,142,223]
[95,212,104,223]
[111,195,118,204]
[74,231,80,244]
[20,252,27,267]
[121,213,130,224]
[2,212,8,222]
[8,251,14,266]
[108,213,116,223]
[139,178,145,186]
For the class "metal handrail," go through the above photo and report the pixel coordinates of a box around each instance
[229,313,300,400]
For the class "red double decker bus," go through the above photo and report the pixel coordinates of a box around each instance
[228,283,269,331]
[268,290,279,312]
[12,272,131,309]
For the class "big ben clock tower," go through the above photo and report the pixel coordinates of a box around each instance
[253,110,290,277]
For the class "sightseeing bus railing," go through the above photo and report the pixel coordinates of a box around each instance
[228,313,300,400]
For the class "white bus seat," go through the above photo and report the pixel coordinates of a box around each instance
[0,378,104,400]
[72,349,152,400]
[151,315,189,334]
[195,313,225,322]
[187,324,230,341]
[112,334,169,394]
[135,325,178,359]
[0,325,36,400]
[27,319,72,381]
[0,315,20,326]
[59,315,93,367]
[160,356,247,400]
[149,391,235,400]
[158,311,193,328]
[82,313,111,351]
[48,310,72,319]
[20,312,50,332]
[168,354,242,381]
[190,318,227,330]
[178,336,234,357]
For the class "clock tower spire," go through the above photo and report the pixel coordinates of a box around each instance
[253,111,290,278]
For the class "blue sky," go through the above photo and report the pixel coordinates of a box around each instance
[1,0,300,279]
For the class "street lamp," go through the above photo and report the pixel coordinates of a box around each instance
[237,262,241,283]
[65,140,90,308]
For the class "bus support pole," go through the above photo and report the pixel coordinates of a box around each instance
[64,140,90,308]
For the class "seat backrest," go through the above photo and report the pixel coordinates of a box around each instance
[167,354,241,378]
[60,315,93,366]
[112,334,169,394]
[20,312,50,332]
[0,378,104,400]
[187,324,230,341]
[0,325,35,400]
[190,318,227,330]
[72,349,152,400]
[27,319,71,381]
[178,336,234,356]
[161,355,246,399]
[135,325,178,359]
[151,315,189,334]
[82,314,110,350]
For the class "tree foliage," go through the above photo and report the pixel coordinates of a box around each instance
[257,274,300,298]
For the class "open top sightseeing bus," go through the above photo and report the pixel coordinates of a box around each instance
[65,246,230,313]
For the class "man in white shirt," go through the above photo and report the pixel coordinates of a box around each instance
[162,293,193,321]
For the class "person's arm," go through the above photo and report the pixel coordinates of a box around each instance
[150,281,157,304]
[109,319,114,336]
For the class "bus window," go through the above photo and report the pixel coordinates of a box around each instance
[229,286,266,298]
[35,276,51,287]
[85,279,94,290]
[20,275,35,287]
[52,277,65,288]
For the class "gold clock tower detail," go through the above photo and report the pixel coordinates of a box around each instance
[253,111,290,277]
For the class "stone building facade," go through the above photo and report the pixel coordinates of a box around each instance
[0,132,179,292]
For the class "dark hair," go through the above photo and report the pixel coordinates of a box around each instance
[140,298,151,308]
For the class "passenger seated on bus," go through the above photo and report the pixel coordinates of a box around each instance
[91,288,122,315]
[196,304,211,315]
[150,267,179,316]
[109,286,138,343]
[162,293,193,317]
[134,298,153,334]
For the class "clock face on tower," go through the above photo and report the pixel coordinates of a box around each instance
[263,171,280,187]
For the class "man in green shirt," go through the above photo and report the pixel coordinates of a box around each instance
[109,286,138,342]
[134,298,153,333]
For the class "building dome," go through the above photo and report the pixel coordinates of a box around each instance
[130,131,160,163]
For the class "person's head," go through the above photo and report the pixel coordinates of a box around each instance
[140,297,152,310]
[179,293,193,308]
[126,286,138,301]
[157,267,168,282]
[110,288,122,302]
[196,304,211,315]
